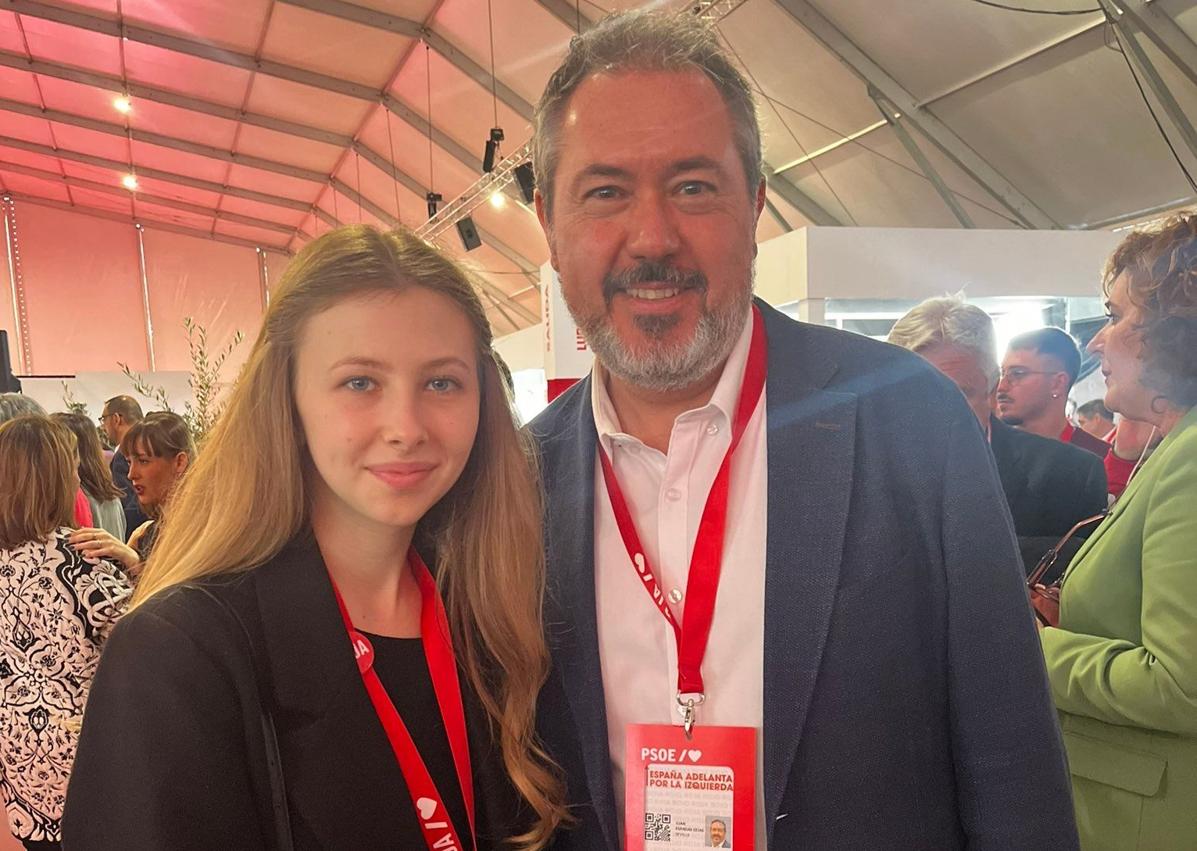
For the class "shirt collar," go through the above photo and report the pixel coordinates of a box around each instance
[591,306,755,449]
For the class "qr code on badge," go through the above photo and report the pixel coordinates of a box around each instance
[644,812,671,841]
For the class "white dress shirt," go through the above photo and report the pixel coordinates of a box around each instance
[591,309,768,848]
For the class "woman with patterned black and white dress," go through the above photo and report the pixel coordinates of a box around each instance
[0,415,132,851]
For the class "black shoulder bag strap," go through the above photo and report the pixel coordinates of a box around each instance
[189,584,295,851]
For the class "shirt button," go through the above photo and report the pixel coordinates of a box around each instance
[669,588,683,604]
[665,487,681,501]
[706,423,720,436]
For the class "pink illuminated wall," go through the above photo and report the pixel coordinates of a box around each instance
[142,229,264,378]
[17,203,148,375]
[4,198,289,380]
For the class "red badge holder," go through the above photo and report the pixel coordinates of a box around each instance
[625,724,756,850]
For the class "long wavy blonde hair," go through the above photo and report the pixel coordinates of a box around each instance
[134,225,566,847]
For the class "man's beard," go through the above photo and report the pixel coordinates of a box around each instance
[565,260,752,393]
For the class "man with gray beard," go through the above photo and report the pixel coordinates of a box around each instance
[528,10,1078,851]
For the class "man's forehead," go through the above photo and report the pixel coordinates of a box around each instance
[1003,347,1042,364]
[560,68,733,135]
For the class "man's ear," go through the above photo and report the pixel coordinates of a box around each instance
[1051,371,1071,400]
[534,190,560,272]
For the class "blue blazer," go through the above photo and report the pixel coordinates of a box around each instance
[529,300,1079,850]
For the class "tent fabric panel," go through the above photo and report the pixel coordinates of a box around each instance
[225,163,322,206]
[140,227,264,377]
[69,185,134,215]
[127,138,242,185]
[211,218,293,249]
[1,112,58,147]
[234,124,342,175]
[389,47,532,167]
[244,74,373,137]
[19,16,121,78]
[0,146,66,173]
[131,198,215,231]
[0,10,28,53]
[346,0,439,19]
[0,170,71,203]
[0,65,43,103]
[431,0,572,107]
[930,30,1190,226]
[719,0,883,164]
[47,121,132,162]
[261,3,414,88]
[93,171,223,209]
[780,124,1012,229]
[119,41,254,110]
[216,194,307,228]
[12,199,149,374]
[810,0,1103,103]
[115,96,242,151]
[123,0,274,56]
[468,199,548,268]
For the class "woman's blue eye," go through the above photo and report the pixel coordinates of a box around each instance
[428,377,457,393]
[344,376,374,392]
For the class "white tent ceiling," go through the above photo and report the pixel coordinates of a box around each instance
[2,0,1196,336]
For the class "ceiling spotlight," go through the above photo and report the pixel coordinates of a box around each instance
[455,216,482,252]
[113,95,133,114]
[488,191,506,210]
[121,174,139,191]
[513,162,536,204]
[482,127,504,174]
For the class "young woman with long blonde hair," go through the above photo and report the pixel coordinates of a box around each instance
[62,226,566,850]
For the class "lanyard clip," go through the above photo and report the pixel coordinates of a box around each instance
[676,692,706,739]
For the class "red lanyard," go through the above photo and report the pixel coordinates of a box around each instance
[329,549,476,851]
[597,305,766,716]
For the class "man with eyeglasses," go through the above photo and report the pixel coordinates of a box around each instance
[997,327,1111,457]
[100,395,147,540]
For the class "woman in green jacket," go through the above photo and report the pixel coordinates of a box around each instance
[1041,212,1197,850]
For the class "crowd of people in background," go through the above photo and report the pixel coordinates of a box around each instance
[0,395,190,849]
[0,9,1193,851]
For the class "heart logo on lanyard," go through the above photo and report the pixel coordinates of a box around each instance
[416,797,439,821]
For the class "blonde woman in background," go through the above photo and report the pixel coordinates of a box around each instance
[0,416,131,851]
[63,226,566,850]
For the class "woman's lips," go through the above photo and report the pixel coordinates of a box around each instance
[369,462,437,490]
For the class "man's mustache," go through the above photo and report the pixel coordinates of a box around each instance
[602,262,707,303]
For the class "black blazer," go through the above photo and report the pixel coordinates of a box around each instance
[108,448,147,540]
[62,533,523,850]
[989,416,1108,575]
[529,300,1079,851]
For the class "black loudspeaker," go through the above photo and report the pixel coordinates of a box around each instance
[455,216,482,252]
[0,330,21,392]
[513,162,536,204]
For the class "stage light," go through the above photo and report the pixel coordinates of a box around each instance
[113,95,132,114]
[121,174,139,191]
[513,162,536,204]
[482,127,504,174]
[488,191,506,210]
[455,216,482,252]
[426,191,443,220]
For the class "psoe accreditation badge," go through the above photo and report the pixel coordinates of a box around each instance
[625,724,756,850]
